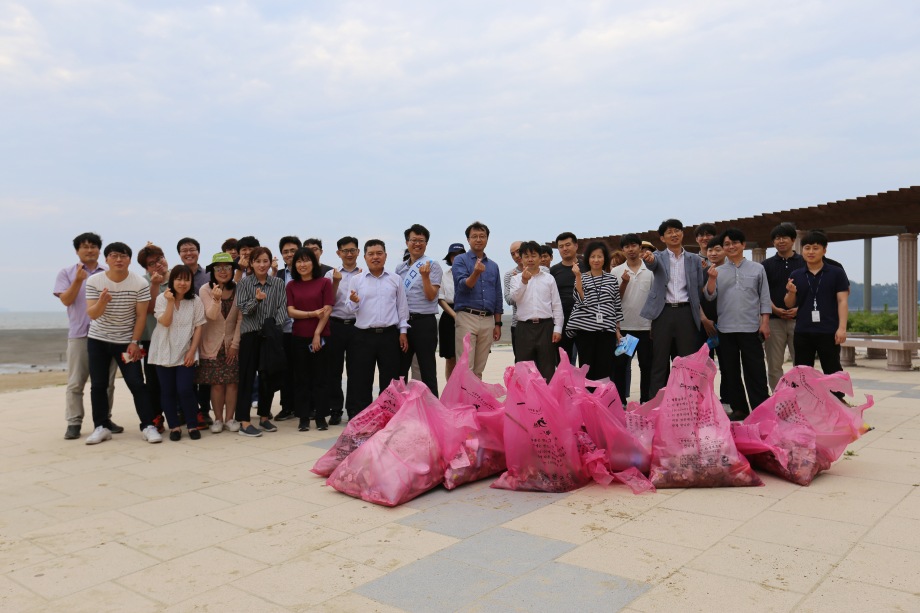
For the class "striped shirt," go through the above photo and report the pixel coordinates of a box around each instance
[86,272,151,343]
[665,248,690,303]
[236,274,288,334]
[564,272,624,337]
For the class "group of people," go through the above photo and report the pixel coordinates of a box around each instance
[54,218,849,445]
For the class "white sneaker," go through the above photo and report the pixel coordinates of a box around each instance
[225,419,241,432]
[251,401,258,409]
[210,419,223,434]
[85,426,112,445]
[142,425,163,443]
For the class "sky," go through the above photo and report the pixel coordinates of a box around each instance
[2,0,918,312]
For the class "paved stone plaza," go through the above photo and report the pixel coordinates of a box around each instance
[1,346,918,612]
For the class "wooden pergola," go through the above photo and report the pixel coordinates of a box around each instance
[569,186,920,370]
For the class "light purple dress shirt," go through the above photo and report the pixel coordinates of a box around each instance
[54,262,108,338]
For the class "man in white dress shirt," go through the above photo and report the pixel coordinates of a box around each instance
[509,241,563,381]
[345,239,409,417]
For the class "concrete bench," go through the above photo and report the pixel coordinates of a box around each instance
[841,337,920,371]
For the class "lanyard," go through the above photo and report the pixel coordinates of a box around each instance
[805,270,823,311]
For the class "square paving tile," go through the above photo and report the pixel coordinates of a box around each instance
[397,500,520,538]
[832,542,920,593]
[322,523,458,572]
[628,567,801,612]
[461,561,649,612]
[436,527,574,575]
[558,532,702,584]
[354,554,509,613]
[502,501,629,544]
[306,435,341,450]
[848,379,919,392]
[796,576,920,613]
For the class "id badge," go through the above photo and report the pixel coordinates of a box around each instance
[596,312,604,324]
[811,310,821,323]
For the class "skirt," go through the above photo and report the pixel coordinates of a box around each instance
[195,345,239,385]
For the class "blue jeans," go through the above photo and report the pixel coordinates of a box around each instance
[156,365,199,429]
[87,338,153,430]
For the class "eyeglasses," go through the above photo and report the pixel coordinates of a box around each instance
[179,248,198,254]
[213,265,232,272]
[281,249,298,255]
[407,239,427,245]
[340,248,359,255]
[108,253,130,261]
[663,229,683,237]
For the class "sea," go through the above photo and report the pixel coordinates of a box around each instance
[0,312,69,330]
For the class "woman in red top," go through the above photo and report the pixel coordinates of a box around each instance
[285,247,334,431]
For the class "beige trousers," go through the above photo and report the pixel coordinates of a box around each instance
[765,318,796,392]
[66,337,115,425]
[454,311,497,379]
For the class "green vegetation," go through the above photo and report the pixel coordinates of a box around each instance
[847,308,899,335]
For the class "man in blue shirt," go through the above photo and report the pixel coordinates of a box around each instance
[453,221,504,379]
[784,231,850,375]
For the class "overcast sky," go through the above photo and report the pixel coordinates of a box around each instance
[3,1,918,312]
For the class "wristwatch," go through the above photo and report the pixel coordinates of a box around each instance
[494,321,503,327]
[129,340,139,345]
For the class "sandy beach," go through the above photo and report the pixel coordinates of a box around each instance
[0,329,69,392]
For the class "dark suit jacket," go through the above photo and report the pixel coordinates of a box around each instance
[639,249,706,329]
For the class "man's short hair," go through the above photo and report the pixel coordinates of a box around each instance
[706,236,723,250]
[73,232,102,251]
[236,236,260,250]
[770,223,797,241]
[337,236,359,250]
[556,231,577,244]
[694,223,716,237]
[465,221,490,238]
[104,242,132,258]
[136,243,164,268]
[518,241,541,256]
[539,245,553,256]
[404,224,430,242]
[176,237,200,253]
[364,239,386,253]
[620,233,642,248]
[657,219,684,236]
[800,231,828,248]
[722,228,746,244]
[303,238,323,249]
[279,236,302,251]
[221,238,238,252]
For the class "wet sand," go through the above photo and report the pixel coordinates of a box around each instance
[0,329,69,391]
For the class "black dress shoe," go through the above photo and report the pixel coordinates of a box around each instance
[328,414,342,426]
[64,425,81,440]
[315,417,328,431]
[298,420,310,432]
[275,409,295,422]
[169,430,181,441]
[188,428,201,440]
[104,421,125,434]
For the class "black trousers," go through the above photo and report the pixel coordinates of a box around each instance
[140,340,161,417]
[612,329,653,403]
[515,319,556,382]
[291,336,330,423]
[88,338,153,430]
[399,314,439,397]
[346,326,401,418]
[327,318,356,418]
[719,331,769,418]
[793,332,842,374]
[234,331,276,423]
[557,317,578,365]
[649,305,700,399]
[278,332,295,412]
[574,329,615,385]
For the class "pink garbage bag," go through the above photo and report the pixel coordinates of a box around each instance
[774,366,873,461]
[441,334,506,411]
[733,367,874,485]
[648,345,763,488]
[326,382,476,506]
[579,387,655,475]
[311,378,408,477]
[492,363,590,493]
[443,408,507,490]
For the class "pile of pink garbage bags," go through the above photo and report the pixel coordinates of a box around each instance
[311,337,873,507]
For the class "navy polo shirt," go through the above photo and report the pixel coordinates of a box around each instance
[789,264,850,334]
